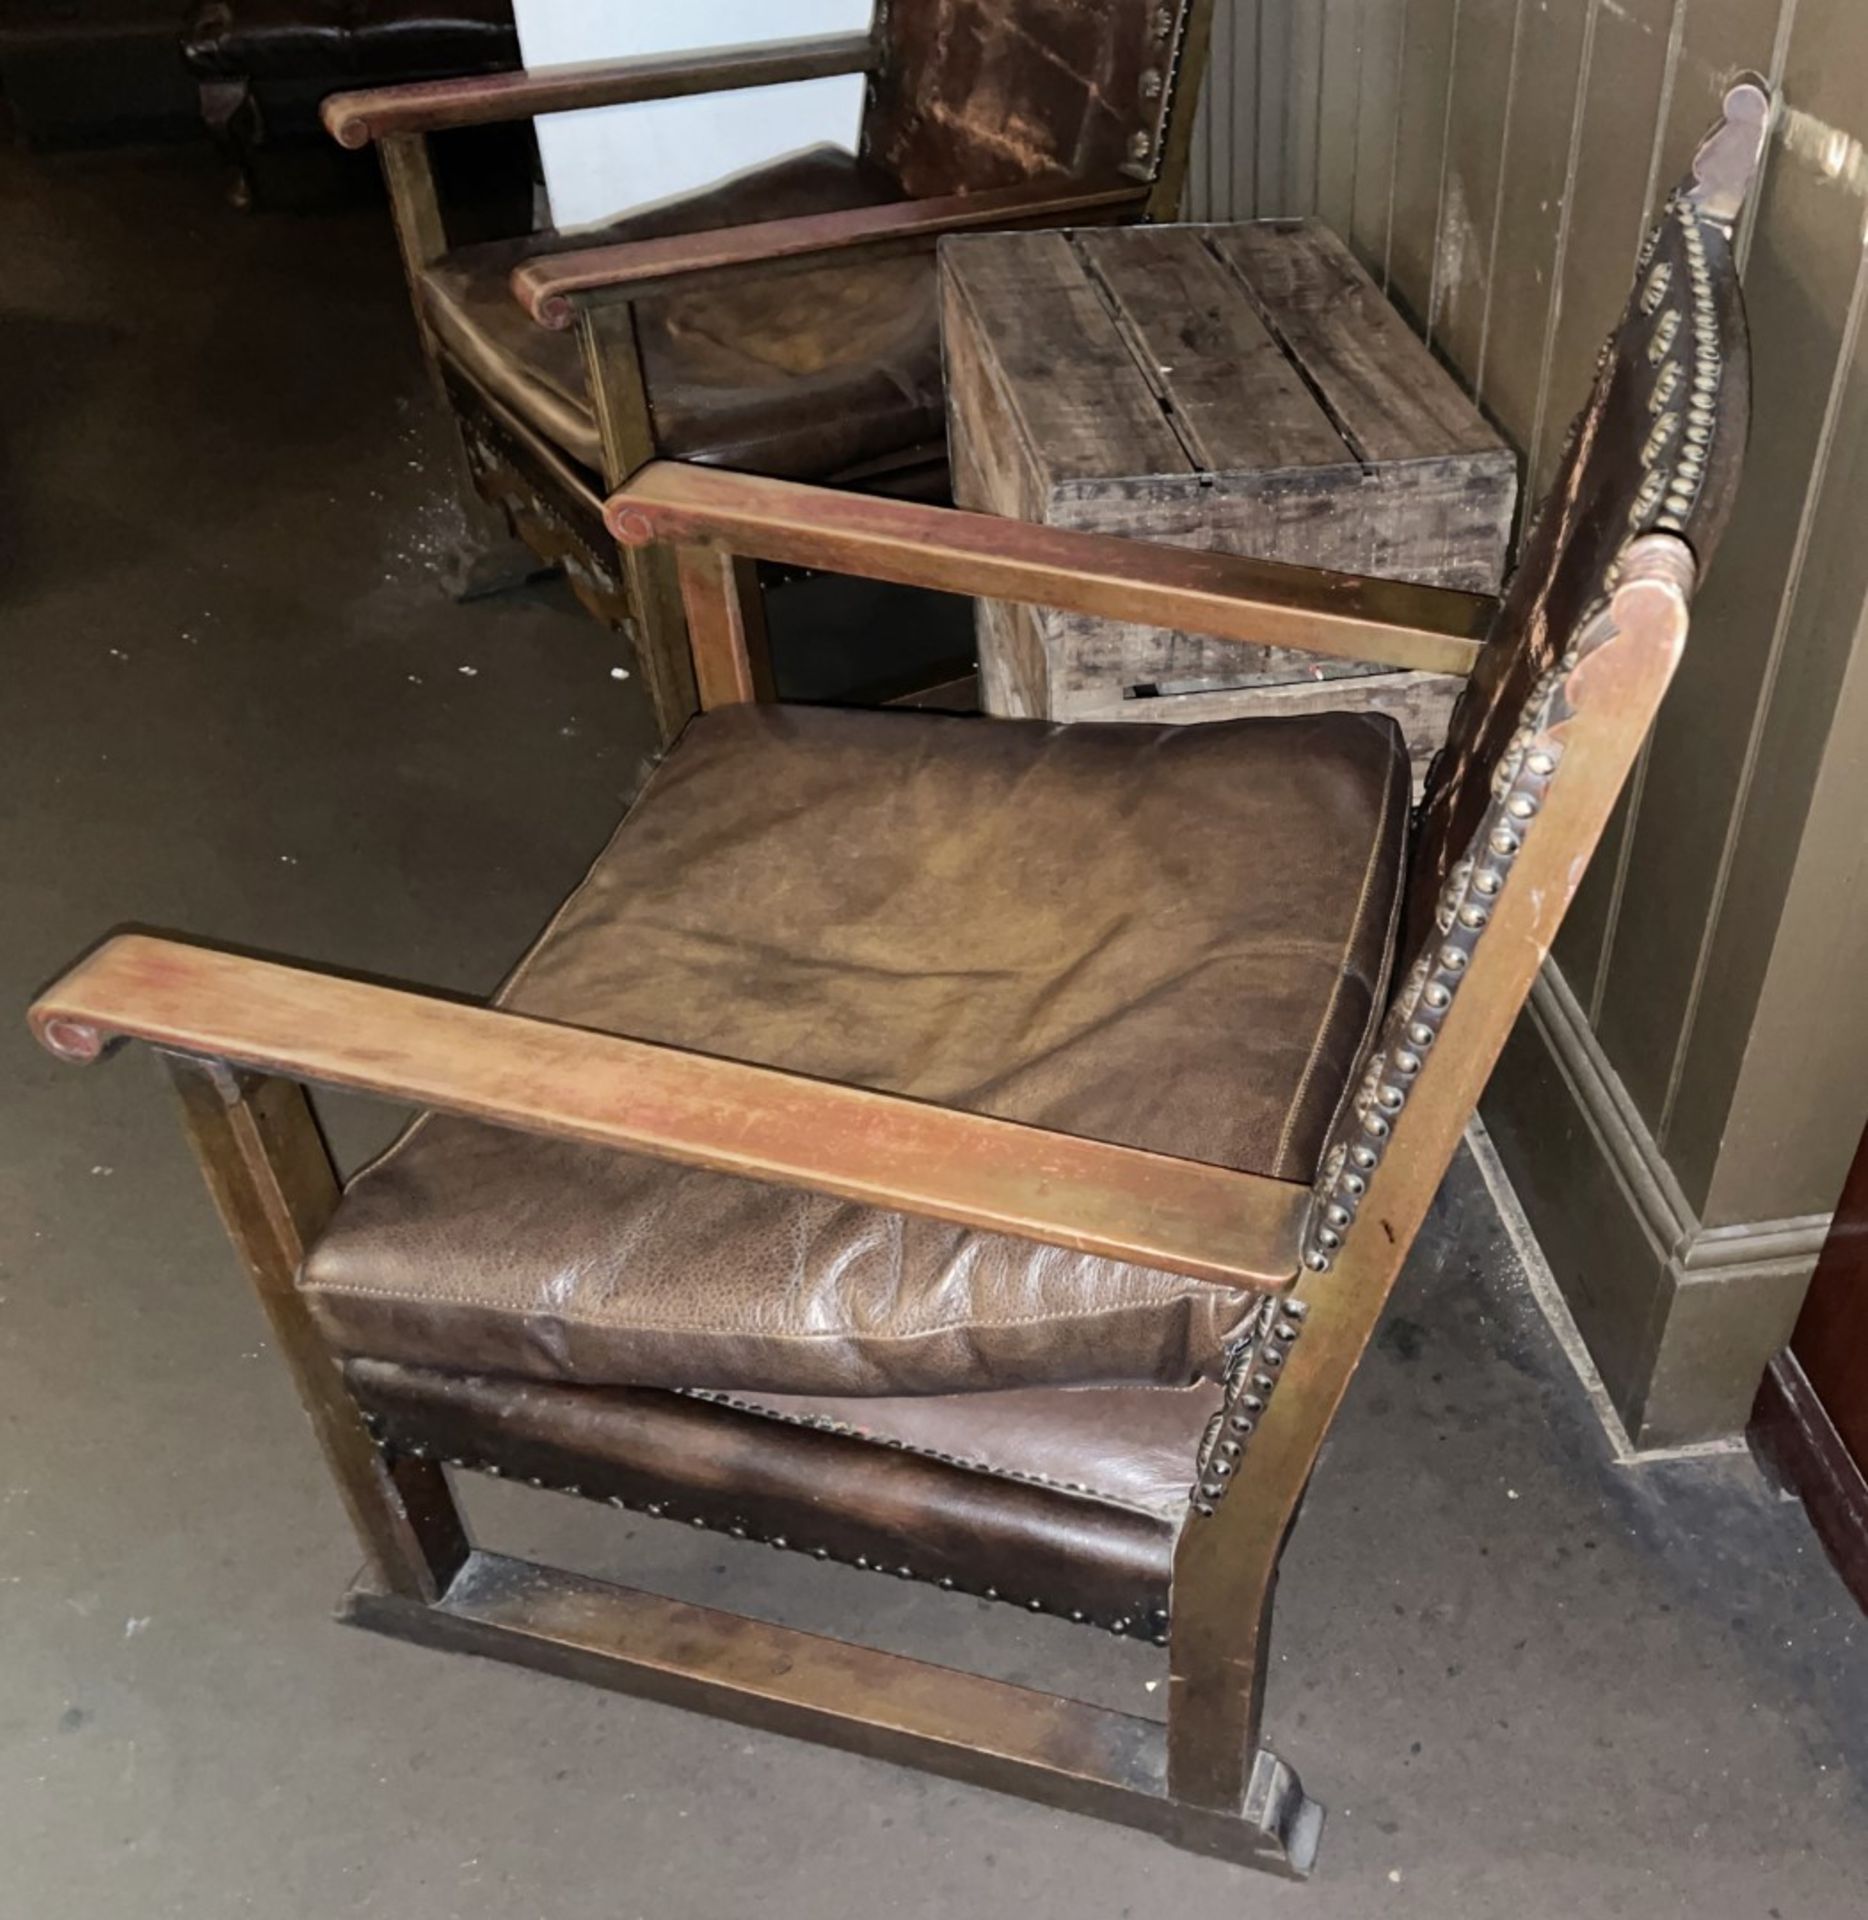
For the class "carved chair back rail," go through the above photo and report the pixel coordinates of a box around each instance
[29,82,1767,1881]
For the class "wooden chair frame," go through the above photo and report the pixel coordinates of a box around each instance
[35,68,1773,1881]
[31,467,1696,1878]
[321,7,1220,744]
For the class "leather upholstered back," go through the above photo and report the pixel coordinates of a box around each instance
[862,0,1196,196]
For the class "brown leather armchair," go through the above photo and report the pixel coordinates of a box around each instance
[318,2,1220,741]
[30,84,1768,1880]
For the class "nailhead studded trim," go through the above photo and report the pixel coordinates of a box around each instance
[1298,180,1733,1283]
[358,1410,1169,1642]
[1188,1295,1308,1517]
[1298,661,1576,1280]
[1120,2,1192,182]
[674,1388,1123,1506]
[1631,193,1730,541]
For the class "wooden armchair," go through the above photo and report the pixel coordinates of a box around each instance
[30,84,1767,1879]
[320,2,1219,741]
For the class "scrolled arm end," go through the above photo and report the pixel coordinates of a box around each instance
[321,95,375,150]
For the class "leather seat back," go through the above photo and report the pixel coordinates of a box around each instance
[862,0,1194,196]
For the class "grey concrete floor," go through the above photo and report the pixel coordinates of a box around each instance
[4,143,1866,1920]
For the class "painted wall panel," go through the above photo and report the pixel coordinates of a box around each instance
[1428,0,1521,378]
[1385,0,1461,323]
[1593,0,1837,1149]
[1208,0,1868,1426]
[1348,0,1407,275]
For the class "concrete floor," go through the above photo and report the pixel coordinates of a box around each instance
[5,144,1866,1919]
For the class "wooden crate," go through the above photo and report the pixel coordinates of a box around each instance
[940,220,1518,786]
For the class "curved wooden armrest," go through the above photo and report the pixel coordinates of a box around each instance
[323,31,877,149]
[512,181,1148,328]
[609,464,1493,676]
[31,936,1306,1294]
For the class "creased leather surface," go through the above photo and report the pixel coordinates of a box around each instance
[420,148,944,478]
[344,1358,1202,1623]
[303,703,1408,1395]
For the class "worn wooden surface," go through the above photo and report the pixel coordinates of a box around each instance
[31,934,1310,1295]
[323,32,880,148]
[516,180,1148,328]
[942,220,1516,771]
[345,1550,1320,1874]
[163,1060,468,1601]
[608,462,1492,677]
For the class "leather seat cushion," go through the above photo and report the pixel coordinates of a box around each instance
[346,1358,1221,1628]
[301,702,1409,1396]
[184,1,518,82]
[418,147,945,479]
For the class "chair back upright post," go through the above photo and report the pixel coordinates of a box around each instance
[1160,78,1772,1817]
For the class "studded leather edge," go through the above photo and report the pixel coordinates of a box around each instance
[360,1409,1172,1645]
[1297,645,1580,1281]
[1121,2,1193,181]
[1188,1293,1308,1517]
[1629,198,1728,540]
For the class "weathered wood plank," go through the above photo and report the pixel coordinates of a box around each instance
[1075,226,1348,471]
[1213,220,1512,459]
[941,219,1516,778]
[1063,666,1465,798]
[1042,454,1514,693]
[939,231,1190,490]
[32,935,1312,1295]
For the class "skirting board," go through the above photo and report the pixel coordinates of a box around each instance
[1479,962,1830,1450]
[1465,1120,1745,1465]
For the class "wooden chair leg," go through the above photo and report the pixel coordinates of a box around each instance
[1167,1513,1285,1814]
[580,302,700,742]
[674,545,776,708]
[166,1058,468,1602]
[1165,1266,1403,1830]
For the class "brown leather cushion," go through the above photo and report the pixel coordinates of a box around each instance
[302,703,1409,1396]
[345,1358,1222,1632]
[419,147,945,478]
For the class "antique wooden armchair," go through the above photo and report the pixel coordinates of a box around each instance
[319,2,1218,741]
[30,85,1765,1879]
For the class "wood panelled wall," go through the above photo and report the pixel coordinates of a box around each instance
[1187,0,1868,1446]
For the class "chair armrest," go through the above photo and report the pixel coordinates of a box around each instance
[31,936,1306,1294]
[512,181,1149,327]
[609,464,1493,677]
[323,31,877,149]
